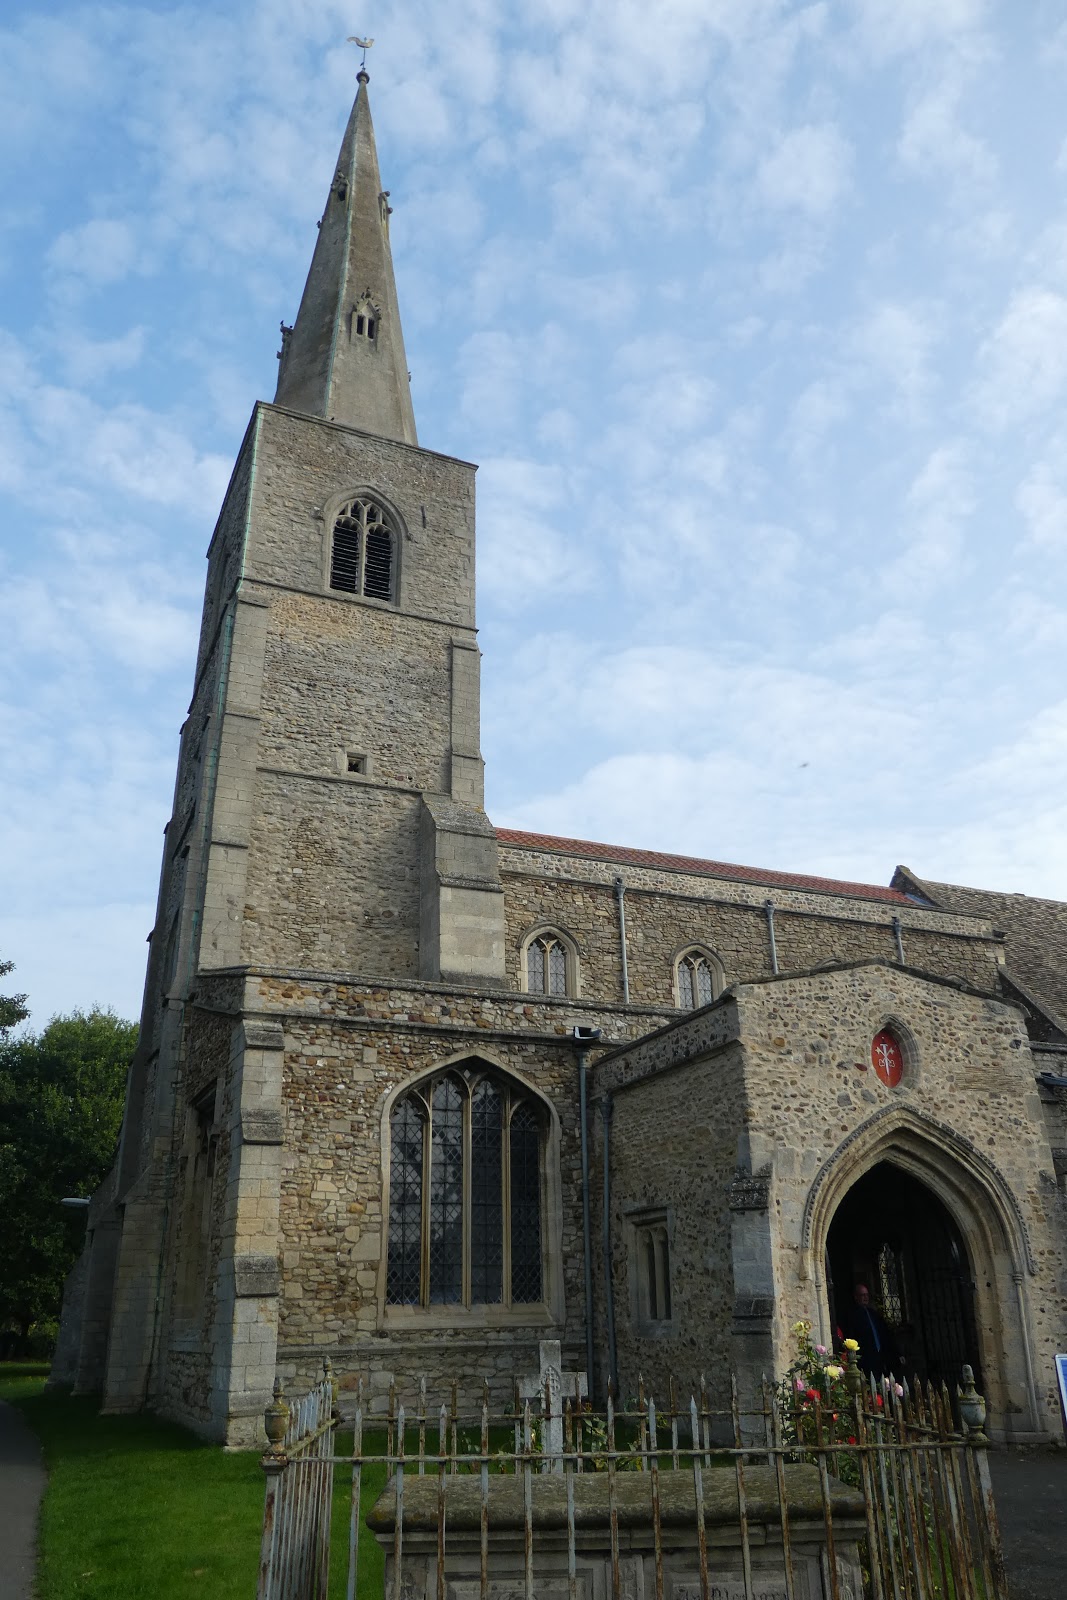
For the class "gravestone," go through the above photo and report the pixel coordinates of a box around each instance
[518,1340,588,1472]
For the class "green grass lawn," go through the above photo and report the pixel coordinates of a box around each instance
[0,1367,385,1600]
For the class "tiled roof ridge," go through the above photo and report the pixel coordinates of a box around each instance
[496,828,912,905]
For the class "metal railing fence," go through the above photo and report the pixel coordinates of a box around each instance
[257,1363,1007,1600]
[258,1367,336,1600]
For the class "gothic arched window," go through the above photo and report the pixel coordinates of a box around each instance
[675,947,724,1009]
[522,929,577,997]
[329,497,396,602]
[386,1068,544,1308]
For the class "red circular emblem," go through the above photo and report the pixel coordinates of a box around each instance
[871,1030,903,1087]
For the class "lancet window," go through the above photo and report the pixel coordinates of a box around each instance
[523,929,576,997]
[329,497,395,602]
[386,1068,544,1309]
[675,947,723,1009]
[630,1208,673,1329]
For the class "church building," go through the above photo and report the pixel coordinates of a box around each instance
[57,70,1067,1447]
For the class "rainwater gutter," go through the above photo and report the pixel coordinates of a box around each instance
[764,899,779,975]
[892,917,906,964]
[601,1094,620,1398]
[614,877,630,1004]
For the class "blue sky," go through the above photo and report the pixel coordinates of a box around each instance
[4,0,1067,1026]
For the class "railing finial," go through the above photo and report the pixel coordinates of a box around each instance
[263,1376,289,1455]
[957,1364,989,1444]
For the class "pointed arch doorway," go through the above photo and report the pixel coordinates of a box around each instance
[826,1161,982,1389]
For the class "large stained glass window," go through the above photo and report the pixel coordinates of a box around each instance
[385,1068,544,1308]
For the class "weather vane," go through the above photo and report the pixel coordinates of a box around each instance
[347,35,374,71]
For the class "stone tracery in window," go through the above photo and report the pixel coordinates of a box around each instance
[329,497,395,602]
[523,929,576,997]
[386,1067,544,1309]
[675,947,723,1010]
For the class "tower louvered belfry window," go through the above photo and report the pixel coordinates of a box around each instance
[329,497,395,601]
[386,1068,544,1308]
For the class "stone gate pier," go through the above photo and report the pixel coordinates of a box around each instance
[368,1466,866,1600]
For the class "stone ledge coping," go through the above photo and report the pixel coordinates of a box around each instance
[367,1467,863,1533]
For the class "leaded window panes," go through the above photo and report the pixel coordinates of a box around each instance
[676,950,720,1010]
[509,1102,543,1303]
[329,497,395,601]
[527,940,545,993]
[386,1069,545,1309]
[525,932,572,996]
[428,1077,464,1304]
[470,1080,503,1305]
[386,1097,424,1305]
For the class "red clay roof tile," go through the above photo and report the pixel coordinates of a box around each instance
[495,829,910,905]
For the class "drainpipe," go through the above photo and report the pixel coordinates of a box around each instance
[892,917,906,965]
[614,877,630,1004]
[601,1094,620,1398]
[573,1027,601,1395]
[764,899,779,975]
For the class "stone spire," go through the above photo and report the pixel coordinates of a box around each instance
[274,69,417,445]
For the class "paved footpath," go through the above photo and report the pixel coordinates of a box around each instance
[0,1399,46,1600]
[990,1449,1067,1600]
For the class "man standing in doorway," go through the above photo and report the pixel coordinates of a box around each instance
[838,1284,899,1380]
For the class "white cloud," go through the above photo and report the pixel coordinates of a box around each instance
[878,443,974,591]
[897,74,996,186]
[1016,464,1067,550]
[477,456,597,607]
[973,287,1067,429]
[46,219,141,288]
[845,0,988,60]
[0,331,231,517]
[57,326,146,386]
[852,303,935,407]
[756,124,853,218]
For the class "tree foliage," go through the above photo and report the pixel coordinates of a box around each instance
[0,986,136,1345]
[0,957,29,1035]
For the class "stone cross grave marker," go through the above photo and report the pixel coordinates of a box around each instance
[518,1340,588,1472]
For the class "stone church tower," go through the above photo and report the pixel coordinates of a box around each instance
[61,69,1067,1447]
[70,70,509,1439]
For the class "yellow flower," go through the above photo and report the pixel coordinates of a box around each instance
[824,1364,844,1380]
[792,1319,812,1336]
[843,1338,860,1353]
